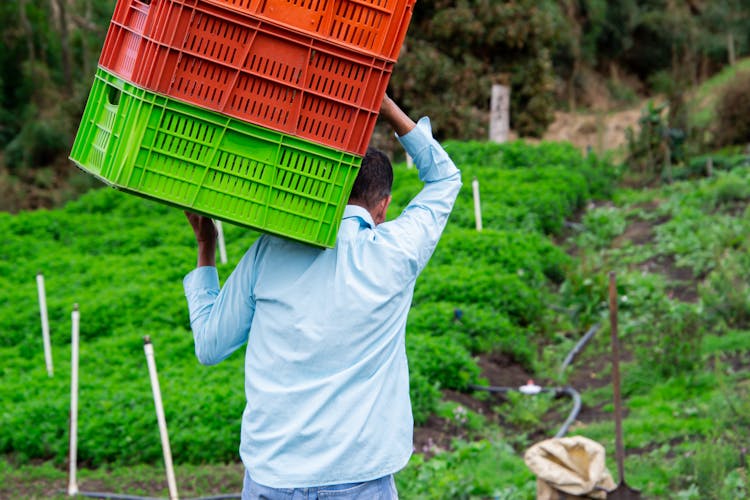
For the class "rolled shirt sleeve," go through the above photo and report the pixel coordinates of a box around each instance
[183,248,256,365]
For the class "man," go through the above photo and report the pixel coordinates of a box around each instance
[184,94,461,499]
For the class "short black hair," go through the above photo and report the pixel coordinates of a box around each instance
[348,147,393,209]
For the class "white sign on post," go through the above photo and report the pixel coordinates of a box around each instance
[489,84,510,143]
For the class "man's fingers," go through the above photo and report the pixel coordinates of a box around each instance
[184,211,217,241]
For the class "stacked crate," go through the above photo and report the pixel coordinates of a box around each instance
[70,0,415,247]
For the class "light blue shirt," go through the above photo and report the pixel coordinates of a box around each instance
[183,117,461,488]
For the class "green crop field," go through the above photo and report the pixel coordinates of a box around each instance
[2,140,749,499]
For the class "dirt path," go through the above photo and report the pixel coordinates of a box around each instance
[542,108,642,155]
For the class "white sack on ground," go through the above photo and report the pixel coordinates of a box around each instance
[524,436,616,500]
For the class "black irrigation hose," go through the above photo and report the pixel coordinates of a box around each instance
[468,321,599,439]
[72,493,163,500]
[560,323,601,377]
[68,326,599,498]
[467,384,582,438]
[553,386,582,438]
[71,492,241,500]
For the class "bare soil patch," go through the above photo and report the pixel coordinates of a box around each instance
[542,108,642,155]
[613,219,655,247]
[413,351,535,456]
[639,253,699,302]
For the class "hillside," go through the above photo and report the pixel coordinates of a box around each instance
[3,137,750,498]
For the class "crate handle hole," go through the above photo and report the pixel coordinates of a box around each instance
[138,0,152,4]
[107,86,121,106]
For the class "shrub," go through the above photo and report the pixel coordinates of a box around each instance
[396,439,536,499]
[414,267,544,327]
[407,334,481,392]
[642,300,704,377]
[409,371,442,426]
[406,302,534,365]
[713,71,750,148]
[433,228,570,285]
[699,250,750,331]
[3,120,68,171]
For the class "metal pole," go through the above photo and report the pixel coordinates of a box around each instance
[215,220,227,265]
[609,272,625,483]
[68,304,80,496]
[472,177,483,232]
[36,272,54,377]
[143,336,179,500]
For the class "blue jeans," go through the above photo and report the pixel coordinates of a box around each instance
[242,470,398,500]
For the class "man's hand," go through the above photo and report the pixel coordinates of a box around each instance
[185,211,217,267]
[379,94,417,137]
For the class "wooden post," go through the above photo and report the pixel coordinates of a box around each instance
[728,33,736,66]
[706,157,713,177]
[489,84,510,143]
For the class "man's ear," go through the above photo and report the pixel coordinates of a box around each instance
[373,195,392,225]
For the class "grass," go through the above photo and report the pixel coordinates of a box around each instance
[0,459,245,499]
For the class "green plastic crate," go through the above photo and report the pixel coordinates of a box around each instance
[70,68,362,248]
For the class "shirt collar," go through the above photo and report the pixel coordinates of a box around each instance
[343,204,375,229]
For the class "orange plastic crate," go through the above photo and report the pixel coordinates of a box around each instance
[99,0,392,156]
[204,0,415,61]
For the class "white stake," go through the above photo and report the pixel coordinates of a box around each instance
[36,272,54,377]
[472,177,483,232]
[144,336,179,500]
[215,220,227,265]
[406,153,414,169]
[68,304,80,497]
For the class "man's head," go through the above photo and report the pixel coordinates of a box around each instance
[348,147,393,225]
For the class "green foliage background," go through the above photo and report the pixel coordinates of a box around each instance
[0,140,615,466]
[1,0,749,192]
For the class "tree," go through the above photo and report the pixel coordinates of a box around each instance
[388,0,565,139]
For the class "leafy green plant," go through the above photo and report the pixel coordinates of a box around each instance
[643,302,705,376]
[407,334,481,392]
[654,208,745,277]
[396,439,536,500]
[678,440,744,500]
[700,250,750,331]
[576,205,629,249]
[409,371,442,426]
[3,119,68,171]
[499,391,554,434]
[435,401,487,439]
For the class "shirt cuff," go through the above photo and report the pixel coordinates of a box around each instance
[183,266,220,294]
[397,116,432,158]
